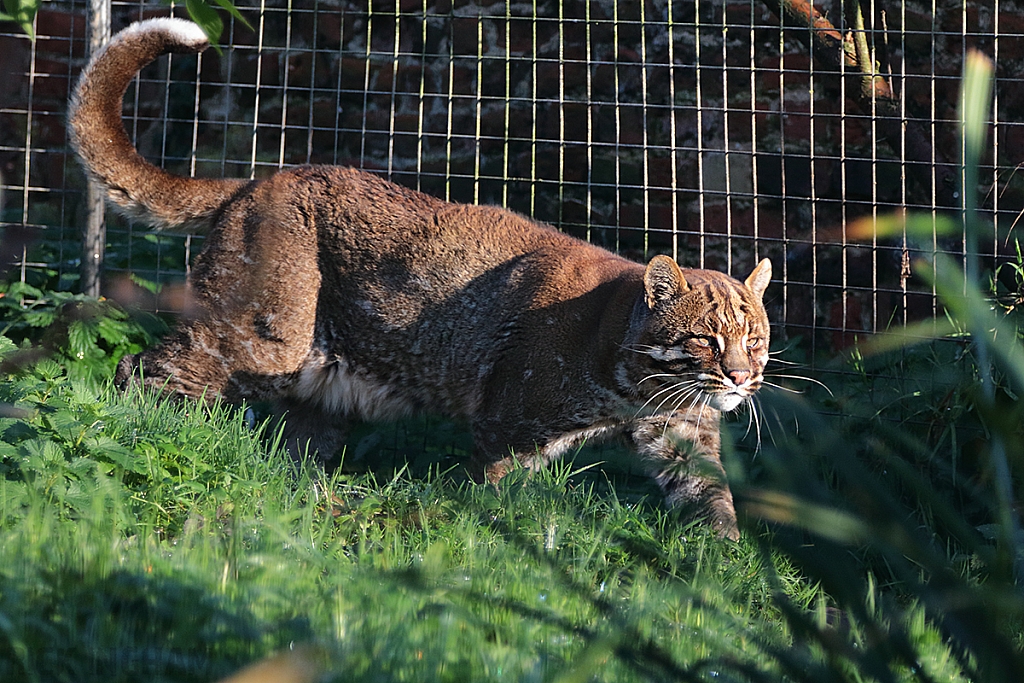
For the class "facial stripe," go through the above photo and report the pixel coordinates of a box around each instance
[648,346,692,362]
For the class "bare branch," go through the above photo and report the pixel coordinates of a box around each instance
[763,0,958,207]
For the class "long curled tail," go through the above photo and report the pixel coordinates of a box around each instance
[69,18,245,233]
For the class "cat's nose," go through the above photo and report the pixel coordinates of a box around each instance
[727,369,750,386]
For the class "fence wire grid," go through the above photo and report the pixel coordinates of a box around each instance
[1,0,1023,363]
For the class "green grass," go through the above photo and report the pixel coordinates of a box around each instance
[0,352,978,683]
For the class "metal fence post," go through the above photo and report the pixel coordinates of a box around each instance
[80,0,110,298]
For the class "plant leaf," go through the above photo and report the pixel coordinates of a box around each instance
[1,0,37,38]
[960,50,994,174]
[918,254,1024,392]
[741,489,871,545]
[211,0,253,31]
[185,0,224,50]
[847,210,962,242]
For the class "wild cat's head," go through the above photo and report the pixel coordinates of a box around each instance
[621,255,772,415]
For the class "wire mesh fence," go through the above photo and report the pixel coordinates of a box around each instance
[1,0,1022,363]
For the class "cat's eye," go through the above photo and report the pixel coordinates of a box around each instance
[691,336,713,348]
[746,338,763,350]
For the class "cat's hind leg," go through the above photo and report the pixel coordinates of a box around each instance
[113,326,238,399]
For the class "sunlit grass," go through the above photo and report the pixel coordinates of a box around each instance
[0,369,803,682]
[0,360,982,682]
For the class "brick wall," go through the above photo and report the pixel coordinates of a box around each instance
[2,0,1022,354]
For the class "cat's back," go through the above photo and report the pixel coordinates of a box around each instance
[328,167,583,255]
[262,164,625,290]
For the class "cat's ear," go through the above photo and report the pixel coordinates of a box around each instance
[644,255,689,308]
[744,258,772,299]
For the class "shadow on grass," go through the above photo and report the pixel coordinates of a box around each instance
[0,566,314,683]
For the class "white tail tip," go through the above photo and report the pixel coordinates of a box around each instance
[117,17,209,48]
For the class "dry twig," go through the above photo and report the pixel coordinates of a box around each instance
[763,0,958,206]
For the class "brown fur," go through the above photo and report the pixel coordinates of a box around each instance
[70,19,773,540]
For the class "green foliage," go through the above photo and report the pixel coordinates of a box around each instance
[728,48,1024,683]
[0,0,250,43]
[186,0,252,48]
[0,361,777,682]
[0,281,166,384]
[0,0,37,38]
[0,356,280,533]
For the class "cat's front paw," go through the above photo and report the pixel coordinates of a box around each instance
[658,460,740,540]
[705,497,740,541]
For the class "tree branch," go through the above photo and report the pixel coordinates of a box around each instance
[764,0,958,207]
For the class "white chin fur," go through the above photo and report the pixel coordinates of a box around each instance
[710,393,745,412]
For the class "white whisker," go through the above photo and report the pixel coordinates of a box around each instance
[692,393,713,440]
[760,397,781,447]
[768,342,802,358]
[638,385,696,417]
[650,383,701,417]
[755,402,763,452]
[660,386,706,442]
[743,397,755,436]
[762,373,834,396]
[669,387,704,417]
[634,378,701,416]
[651,388,704,445]
[744,397,763,454]
[621,343,666,356]
[762,381,806,395]
[774,402,800,436]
